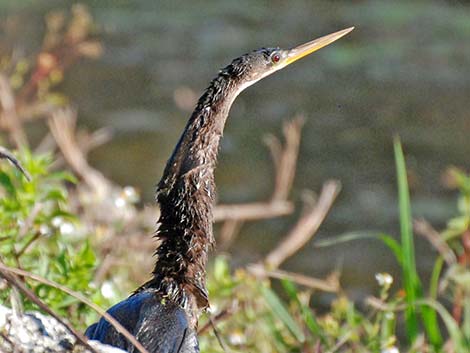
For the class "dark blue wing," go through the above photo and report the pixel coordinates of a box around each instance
[85,290,199,353]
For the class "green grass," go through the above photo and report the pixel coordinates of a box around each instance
[393,136,420,341]
[394,137,442,348]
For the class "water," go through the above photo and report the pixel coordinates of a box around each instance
[2,0,470,296]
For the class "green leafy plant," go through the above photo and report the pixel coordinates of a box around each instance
[0,150,108,326]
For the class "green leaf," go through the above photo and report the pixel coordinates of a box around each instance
[378,234,403,266]
[394,137,419,342]
[418,299,465,353]
[429,256,443,301]
[44,188,67,201]
[394,137,442,347]
[213,256,230,282]
[48,171,77,184]
[281,279,324,340]
[264,317,291,351]
[314,231,403,265]
[261,285,305,343]
[56,296,79,309]
[0,171,16,197]
[463,294,470,343]
[314,231,378,247]
[78,241,95,265]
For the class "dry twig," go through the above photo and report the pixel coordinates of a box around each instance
[325,332,352,353]
[214,201,293,222]
[265,180,341,269]
[365,296,407,312]
[208,316,230,353]
[0,75,27,147]
[0,332,15,352]
[198,301,239,335]
[217,117,304,249]
[18,203,42,239]
[247,264,339,292]
[48,108,111,197]
[266,116,304,202]
[414,218,456,266]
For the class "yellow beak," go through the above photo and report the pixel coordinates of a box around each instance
[286,27,354,65]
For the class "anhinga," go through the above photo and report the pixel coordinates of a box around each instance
[85,27,353,353]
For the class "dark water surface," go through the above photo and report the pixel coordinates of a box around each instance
[2,0,470,296]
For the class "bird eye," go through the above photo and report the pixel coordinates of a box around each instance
[271,53,281,63]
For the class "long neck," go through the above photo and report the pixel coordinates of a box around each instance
[142,72,239,321]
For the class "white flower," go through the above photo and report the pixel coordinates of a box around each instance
[59,222,75,236]
[113,196,126,208]
[385,311,395,320]
[228,330,246,346]
[100,281,115,299]
[122,186,139,203]
[382,346,399,353]
[39,224,51,236]
[51,216,64,228]
[375,272,393,287]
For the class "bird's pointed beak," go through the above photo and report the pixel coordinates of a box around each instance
[285,27,354,66]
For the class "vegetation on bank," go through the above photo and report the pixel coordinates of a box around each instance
[1,4,470,353]
[2,143,470,353]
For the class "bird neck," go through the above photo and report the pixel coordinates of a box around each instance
[141,73,239,321]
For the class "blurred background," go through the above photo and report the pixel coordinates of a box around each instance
[1,0,470,301]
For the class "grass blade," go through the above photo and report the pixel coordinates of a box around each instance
[394,137,419,342]
[261,285,305,343]
[463,292,470,344]
[314,231,378,247]
[429,257,443,301]
[378,234,403,266]
[315,232,403,265]
[418,299,465,353]
[281,279,324,341]
[394,138,442,347]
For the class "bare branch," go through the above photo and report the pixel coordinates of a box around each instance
[263,134,282,171]
[208,316,230,353]
[365,296,407,312]
[218,219,244,251]
[16,233,41,259]
[0,75,27,147]
[247,264,339,292]
[214,201,293,222]
[0,332,15,351]
[325,332,353,353]
[47,108,111,197]
[15,101,56,123]
[269,115,304,201]
[265,180,341,269]
[314,341,323,353]
[18,202,42,239]
[217,117,304,248]
[414,218,456,266]
[78,127,113,155]
[198,301,239,335]
[35,127,112,172]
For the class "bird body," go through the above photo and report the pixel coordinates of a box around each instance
[85,290,198,353]
[85,27,353,353]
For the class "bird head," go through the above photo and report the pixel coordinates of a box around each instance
[224,27,354,94]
